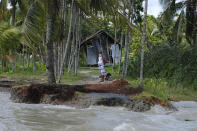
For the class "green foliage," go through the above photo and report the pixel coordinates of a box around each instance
[129,77,197,101]
[0,22,21,54]
[143,78,169,101]
[23,0,46,50]
[128,45,197,89]
[17,62,46,72]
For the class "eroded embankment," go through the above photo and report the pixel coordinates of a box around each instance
[8,79,177,112]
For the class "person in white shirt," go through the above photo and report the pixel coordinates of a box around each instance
[98,52,106,82]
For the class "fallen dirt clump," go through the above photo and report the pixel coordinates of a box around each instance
[84,79,142,95]
[143,96,177,110]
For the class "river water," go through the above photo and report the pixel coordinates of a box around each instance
[1,92,197,131]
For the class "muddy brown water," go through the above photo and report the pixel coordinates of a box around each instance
[1,91,197,131]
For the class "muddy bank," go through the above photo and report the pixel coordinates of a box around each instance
[10,84,150,112]
[10,79,176,112]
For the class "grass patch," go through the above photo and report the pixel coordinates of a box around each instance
[0,71,47,81]
[0,69,88,85]
[61,72,88,85]
[127,78,197,102]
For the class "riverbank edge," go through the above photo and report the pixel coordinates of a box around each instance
[0,79,177,112]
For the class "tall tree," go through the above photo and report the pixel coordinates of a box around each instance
[10,0,17,26]
[139,0,148,88]
[46,0,58,84]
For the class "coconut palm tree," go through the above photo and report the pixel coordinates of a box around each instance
[10,0,17,25]
[159,0,197,48]
[139,0,148,88]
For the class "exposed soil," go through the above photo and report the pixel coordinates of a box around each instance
[0,80,18,88]
[83,79,142,95]
[10,83,151,112]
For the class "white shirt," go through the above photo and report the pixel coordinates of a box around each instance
[98,56,103,66]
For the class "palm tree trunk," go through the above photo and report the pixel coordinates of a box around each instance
[74,13,81,76]
[11,0,16,26]
[123,32,131,78]
[139,0,148,88]
[58,0,74,83]
[68,6,77,73]
[1,0,6,22]
[8,0,18,72]
[192,0,197,49]
[46,0,57,84]
[53,42,58,77]
[122,31,128,78]
[33,52,36,73]
[22,45,25,67]
[68,29,76,73]
[112,27,117,73]
[1,55,6,72]
[118,30,124,75]
[125,33,131,77]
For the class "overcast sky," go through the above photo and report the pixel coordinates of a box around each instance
[147,0,163,17]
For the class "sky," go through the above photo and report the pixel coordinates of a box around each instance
[147,0,163,17]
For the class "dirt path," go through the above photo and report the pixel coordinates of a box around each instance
[78,70,113,85]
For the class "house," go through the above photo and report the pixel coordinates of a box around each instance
[81,30,121,65]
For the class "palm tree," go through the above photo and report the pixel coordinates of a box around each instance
[159,0,197,48]
[10,0,17,25]
[23,0,58,83]
[45,0,58,84]
[139,0,148,88]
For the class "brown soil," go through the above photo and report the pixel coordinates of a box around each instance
[0,80,19,87]
[83,79,142,95]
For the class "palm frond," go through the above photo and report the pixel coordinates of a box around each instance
[173,10,184,43]
[17,0,34,16]
[0,22,21,53]
[23,0,46,50]
[161,0,185,25]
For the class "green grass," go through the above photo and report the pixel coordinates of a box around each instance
[0,69,88,85]
[61,72,88,85]
[127,78,197,102]
[0,70,47,81]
